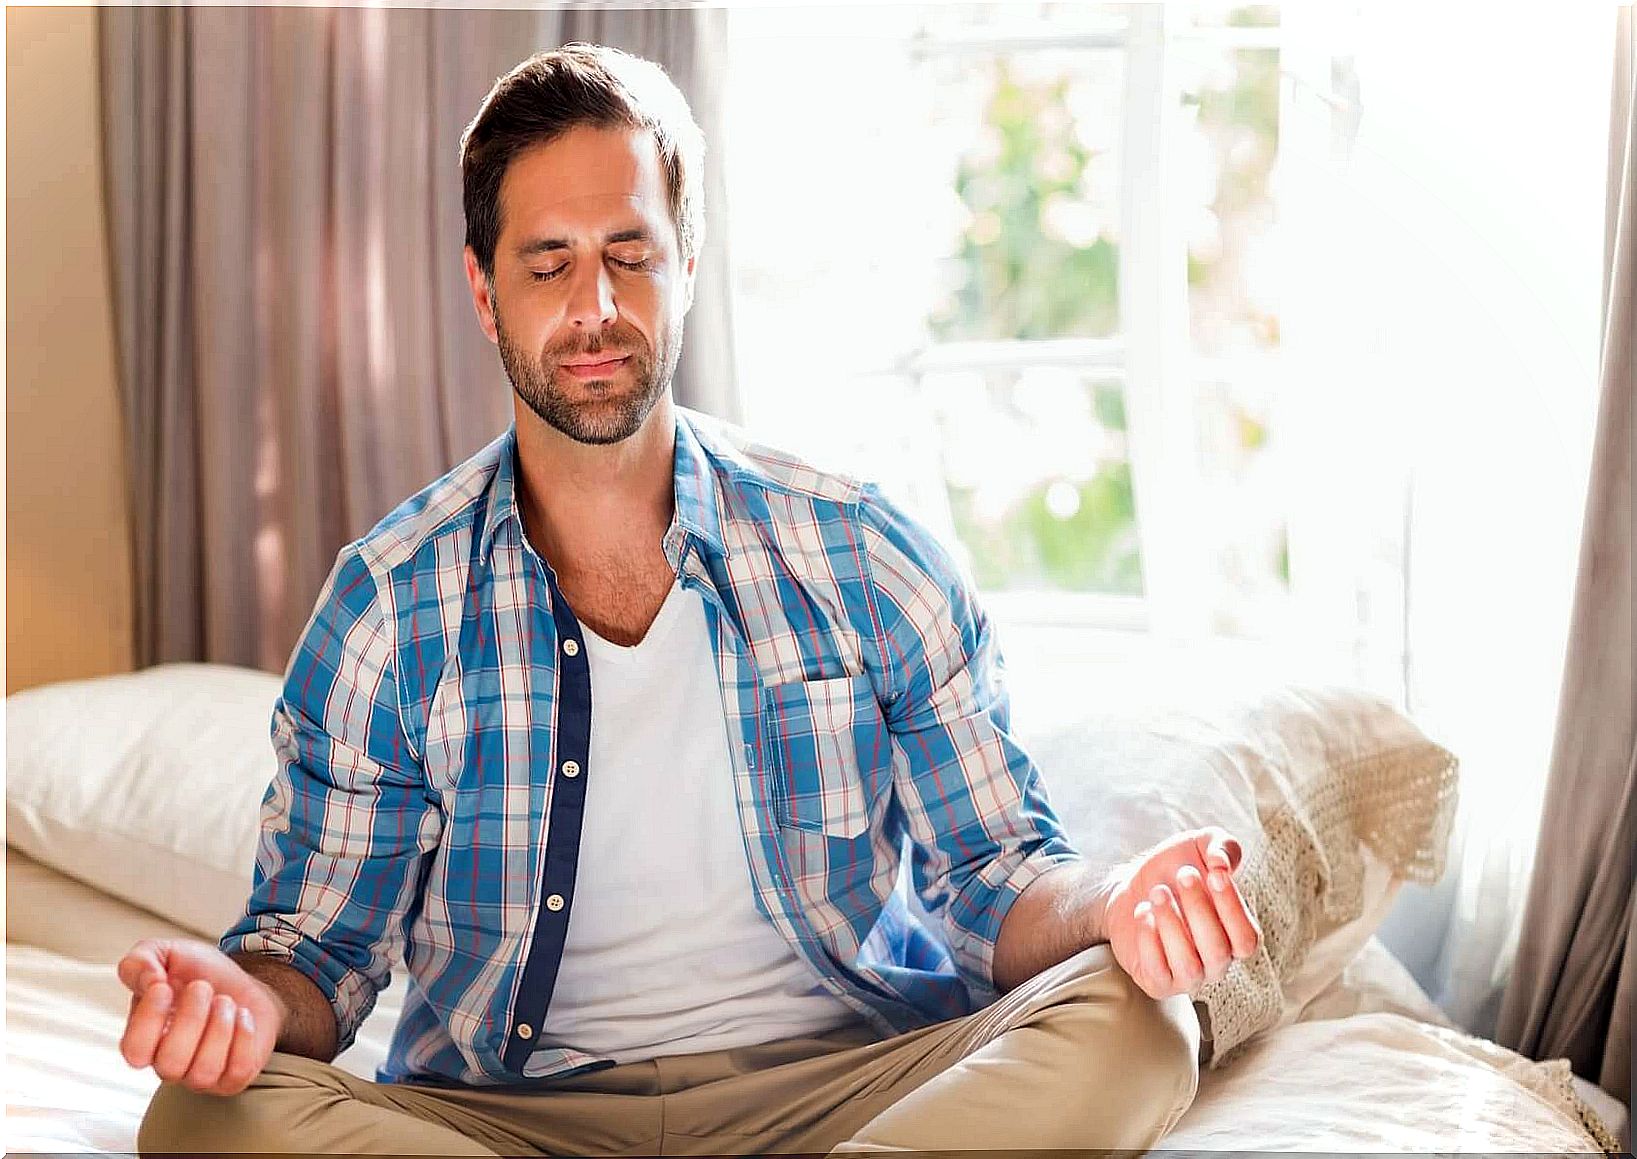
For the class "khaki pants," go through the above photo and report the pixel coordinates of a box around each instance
[138,944,1201,1156]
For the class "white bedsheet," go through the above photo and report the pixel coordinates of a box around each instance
[6,852,1622,1155]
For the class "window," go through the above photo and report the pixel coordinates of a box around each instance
[727,4,1346,730]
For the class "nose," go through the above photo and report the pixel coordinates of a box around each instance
[564,258,617,333]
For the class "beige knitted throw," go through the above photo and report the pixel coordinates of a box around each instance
[1196,739,1461,1067]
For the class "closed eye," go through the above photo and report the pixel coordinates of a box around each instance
[530,256,649,282]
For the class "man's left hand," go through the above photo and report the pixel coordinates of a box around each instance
[1101,827,1263,1000]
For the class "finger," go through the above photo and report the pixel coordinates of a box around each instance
[121,981,175,1069]
[1206,868,1264,958]
[1198,828,1242,874]
[217,1005,266,1096]
[1149,883,1205,990]
[1173,865,1234,982]
[183,995,238,1091]
[153,979,214,1082]
[117,943,167,994]
[1132,901,1173,997]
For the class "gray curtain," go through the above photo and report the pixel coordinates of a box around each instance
[1493,6,1634,1143]
[99,6,740,673]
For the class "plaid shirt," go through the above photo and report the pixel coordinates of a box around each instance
[221,406,1081,1086]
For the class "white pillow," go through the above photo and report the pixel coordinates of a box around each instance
[6,663,283,939]
[1027,681,1459,1066]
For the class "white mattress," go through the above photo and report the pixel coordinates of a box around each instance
[6,850,1624,1155]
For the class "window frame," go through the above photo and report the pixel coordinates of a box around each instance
[900,6,1289,639]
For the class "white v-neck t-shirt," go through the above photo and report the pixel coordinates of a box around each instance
[533,576,865,1063]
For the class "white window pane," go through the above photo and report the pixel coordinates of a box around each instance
[921,365,1141,595]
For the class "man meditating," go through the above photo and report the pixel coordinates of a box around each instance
[120,43,1260,1157]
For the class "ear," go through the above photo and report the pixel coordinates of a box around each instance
[679,250,698,317]
[464,245,499,344]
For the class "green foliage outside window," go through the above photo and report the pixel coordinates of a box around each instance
[926,55,1139,595]
[949,460,1143,592]
[923,8,1286,614]
[929,59,1120,342]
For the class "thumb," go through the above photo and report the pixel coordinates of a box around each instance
[116,940,171,994]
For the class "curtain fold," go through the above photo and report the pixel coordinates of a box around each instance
[99,6,739,672]
[1492,5,1634,1137]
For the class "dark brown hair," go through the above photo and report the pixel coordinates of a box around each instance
[459,43,706,288]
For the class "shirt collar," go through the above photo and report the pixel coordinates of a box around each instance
[477,407,727,565]
[669,406,727,559]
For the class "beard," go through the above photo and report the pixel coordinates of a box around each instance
[494,298,682,447]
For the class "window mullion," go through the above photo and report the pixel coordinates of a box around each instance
[1117,2,1213,642]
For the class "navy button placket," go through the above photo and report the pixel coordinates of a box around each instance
[501,555,594,1073]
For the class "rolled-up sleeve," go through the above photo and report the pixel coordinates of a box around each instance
[219,544,440,1053]
[857,482,1082,1001]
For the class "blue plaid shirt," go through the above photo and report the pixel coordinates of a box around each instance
[221,406,1081,1086]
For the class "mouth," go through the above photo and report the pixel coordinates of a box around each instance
[559,354,630,380]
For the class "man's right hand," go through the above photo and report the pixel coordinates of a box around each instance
[117,939,285,1096]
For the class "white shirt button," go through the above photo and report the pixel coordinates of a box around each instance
[562,638,580,657]
[546,893,565,912]
[516,1023,534,1040]
[561,759,580,778]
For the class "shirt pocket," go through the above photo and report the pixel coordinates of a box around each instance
[763,674,892,840]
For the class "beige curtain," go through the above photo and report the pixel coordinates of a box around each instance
[1493,7,1634,1142]
[99,6,739,672]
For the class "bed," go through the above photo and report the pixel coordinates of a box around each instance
[5,664,1627,1155]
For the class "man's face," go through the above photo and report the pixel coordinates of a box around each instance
[466,124,695,446]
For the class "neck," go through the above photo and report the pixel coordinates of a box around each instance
[513,393,677,568]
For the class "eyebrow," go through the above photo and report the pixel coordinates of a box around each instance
[514,228,652,259]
